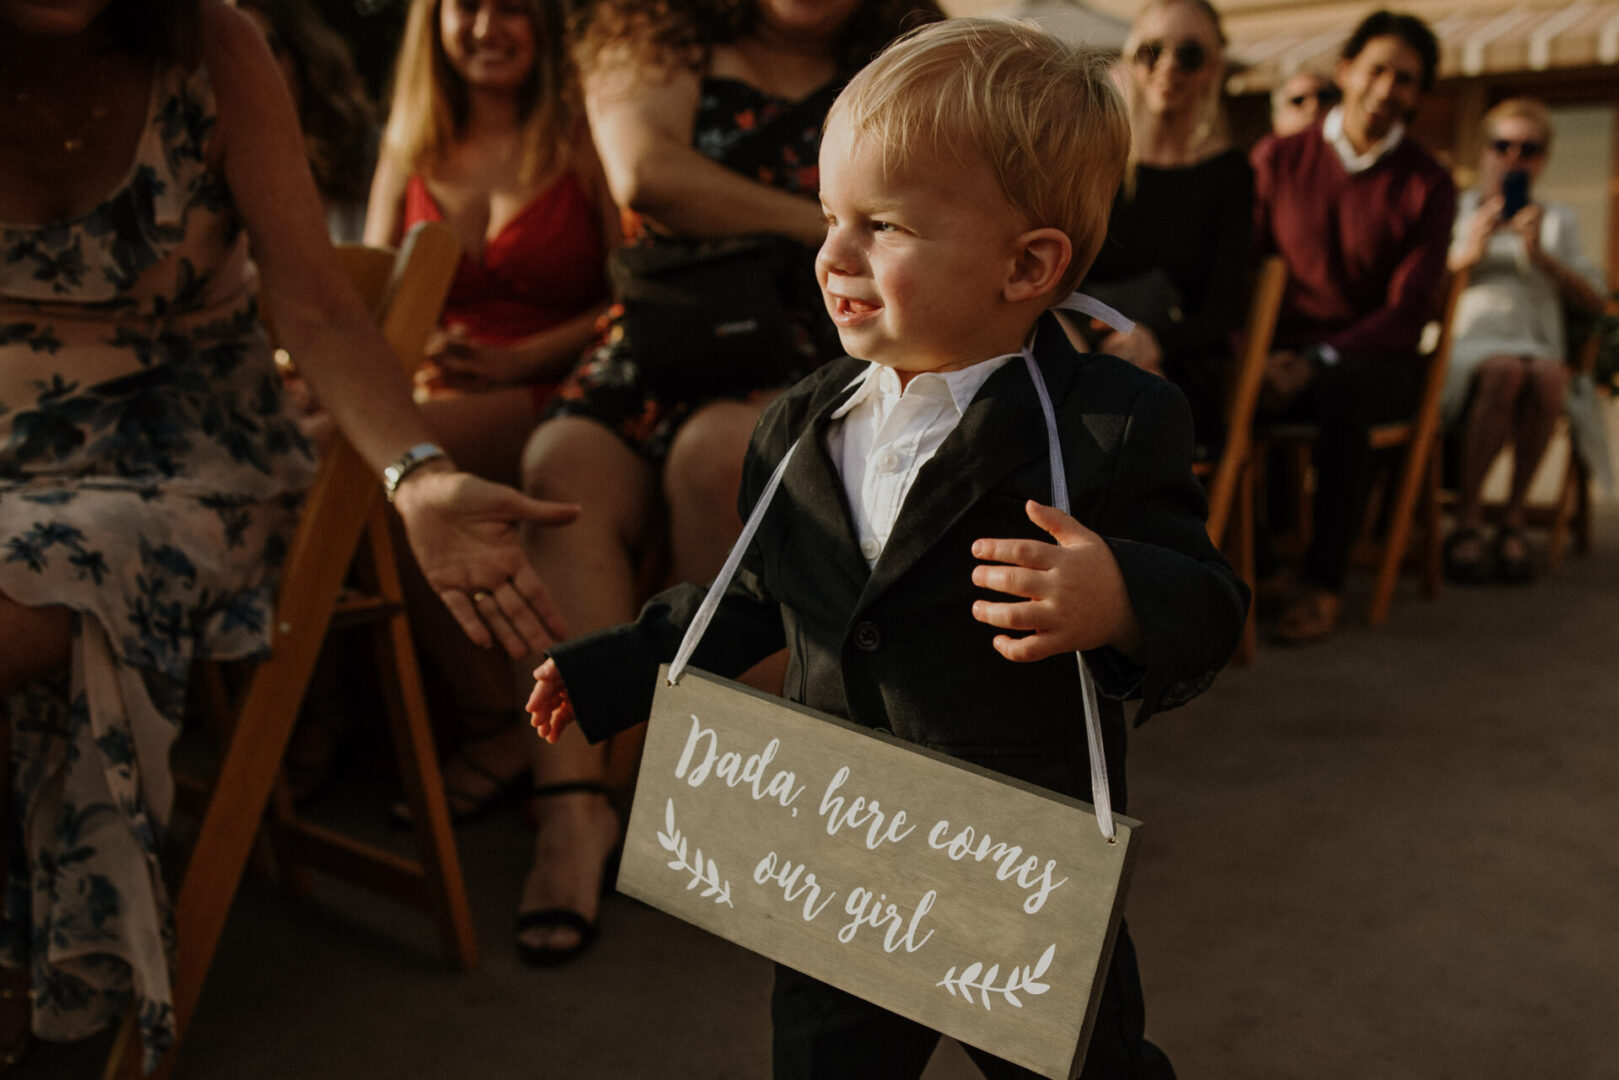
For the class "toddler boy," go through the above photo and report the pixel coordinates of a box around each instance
[531,18,1247,1079]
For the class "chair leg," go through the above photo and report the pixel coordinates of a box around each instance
[1368,435,1437,627]
[359,505,478,970]
[1420,451,1443,599]
[1232,463,1257,666]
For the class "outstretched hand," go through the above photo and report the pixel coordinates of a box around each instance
[392,468,579,657]
[970,500,1143,663]
[527,658,576,743]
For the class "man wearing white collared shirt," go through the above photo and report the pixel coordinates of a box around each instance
[1250,10,1456,643]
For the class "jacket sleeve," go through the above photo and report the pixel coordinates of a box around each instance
[1087,377,1250,722]
[545,424,793,745]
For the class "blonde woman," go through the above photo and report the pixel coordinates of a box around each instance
[1443,98,1606,584]
[1085,0,1251,447]
[367,0,616,485]
[364,0,616,834]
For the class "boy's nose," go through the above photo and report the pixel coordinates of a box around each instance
[816,231,856,277]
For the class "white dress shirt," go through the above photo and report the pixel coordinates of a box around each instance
[1321,105,1405,174]
[825,356,1015,567]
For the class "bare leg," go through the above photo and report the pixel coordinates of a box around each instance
[0,592,73,1057]
[417,387,539,489]
[515,416,657,956]
[392,510,529,816]
[1456,355,1527,530]
[1503,355,1569,529]
[663,398,787,696]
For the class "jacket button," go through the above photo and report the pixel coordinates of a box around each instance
[853,621,881,651]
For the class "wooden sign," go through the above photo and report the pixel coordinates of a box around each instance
[617,666,1140,1080]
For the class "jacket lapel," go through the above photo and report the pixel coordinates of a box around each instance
[778,375,871,598]
[858,316,1084,607]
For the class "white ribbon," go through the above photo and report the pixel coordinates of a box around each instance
[1054,291,1134,338]
[667,292,1121,843]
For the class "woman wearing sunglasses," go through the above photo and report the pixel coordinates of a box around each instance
[1442,97,1607,584]
[1082,0,1252,449]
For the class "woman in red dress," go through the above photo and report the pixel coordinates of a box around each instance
[363,0,616,843]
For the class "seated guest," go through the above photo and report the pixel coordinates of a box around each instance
[1251,9,1455,643]
[1086,0,1251,447]
[367,0,615,486]
[0,0,574,1065]
[1443,98,1607,584]
[363,0,615,828]
[1270,69,1337,138]
[515,0,942,966]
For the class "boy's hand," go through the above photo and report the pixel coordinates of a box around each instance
[527,658,576,743]
[970,501,1145,663]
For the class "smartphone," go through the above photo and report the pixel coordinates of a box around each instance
[1501,169,1531,220]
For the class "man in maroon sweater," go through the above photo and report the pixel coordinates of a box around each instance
[1252,10,1455,643]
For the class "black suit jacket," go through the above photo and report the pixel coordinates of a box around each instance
[550,314,1248,811]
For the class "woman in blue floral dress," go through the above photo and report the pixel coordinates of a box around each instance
[0,0,578,1069]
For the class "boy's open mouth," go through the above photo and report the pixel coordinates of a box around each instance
[832,296,879,323]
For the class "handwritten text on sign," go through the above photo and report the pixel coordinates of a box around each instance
[617,668,1139,1080]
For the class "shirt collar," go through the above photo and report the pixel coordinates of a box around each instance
[830,355,1017,421]
[1321,105,1405,173]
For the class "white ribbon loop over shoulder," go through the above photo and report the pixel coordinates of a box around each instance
[1054,291,1134,338]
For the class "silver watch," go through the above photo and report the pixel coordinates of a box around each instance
[382,442,449,503]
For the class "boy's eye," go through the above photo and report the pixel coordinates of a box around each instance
[870,220,897,234]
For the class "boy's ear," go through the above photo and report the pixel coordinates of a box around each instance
[1004,227,1072,304]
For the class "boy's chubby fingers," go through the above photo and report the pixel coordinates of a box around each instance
[972,597,1050,632]
[1024,500,1097,547]
[525,659,573,742]
[970,536,1057,571]
[971,563,1044,599]
[990,631,1065,664]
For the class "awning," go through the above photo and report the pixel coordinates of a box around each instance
[1219,0,1619,93]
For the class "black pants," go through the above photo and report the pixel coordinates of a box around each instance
[771,923,1175,1080]
[1284,353,1421,591]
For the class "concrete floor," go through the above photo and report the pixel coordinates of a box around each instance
[22,510,1619,1080]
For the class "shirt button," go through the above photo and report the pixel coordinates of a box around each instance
[859,538,881,560]
[853,621,882,651]
[874,449,900,473]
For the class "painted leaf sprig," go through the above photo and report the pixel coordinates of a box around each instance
[936,944,1055,1009]
[655,798,733,907]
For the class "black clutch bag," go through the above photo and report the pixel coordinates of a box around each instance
[609,233,801,399]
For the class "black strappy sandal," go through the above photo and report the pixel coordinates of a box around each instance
[514,782,620,968]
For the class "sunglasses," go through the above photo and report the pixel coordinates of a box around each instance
[1489,138,1546,160]
[1286,88,1340,109]
[1133,39,1208,74]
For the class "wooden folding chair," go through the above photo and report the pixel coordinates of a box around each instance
[1192,255,1287,665]
[1259,270,1470,628]
[105,222,475,1080]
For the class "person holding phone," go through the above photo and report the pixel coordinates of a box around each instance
[1442,97,1607,584]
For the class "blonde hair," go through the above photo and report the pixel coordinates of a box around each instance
[381,0,575,185]
[1482,97,1554,148]
[1120,0,1228,190]
[828,17,1130,295]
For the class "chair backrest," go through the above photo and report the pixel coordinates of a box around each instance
[271,221,461,616]
[1204,254,1288,542]
[336,222,462,378]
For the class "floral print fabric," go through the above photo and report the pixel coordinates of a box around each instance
[0,62,314,1071]
[547,75,843,461]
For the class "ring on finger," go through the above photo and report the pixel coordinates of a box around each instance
[471,590,493,603]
